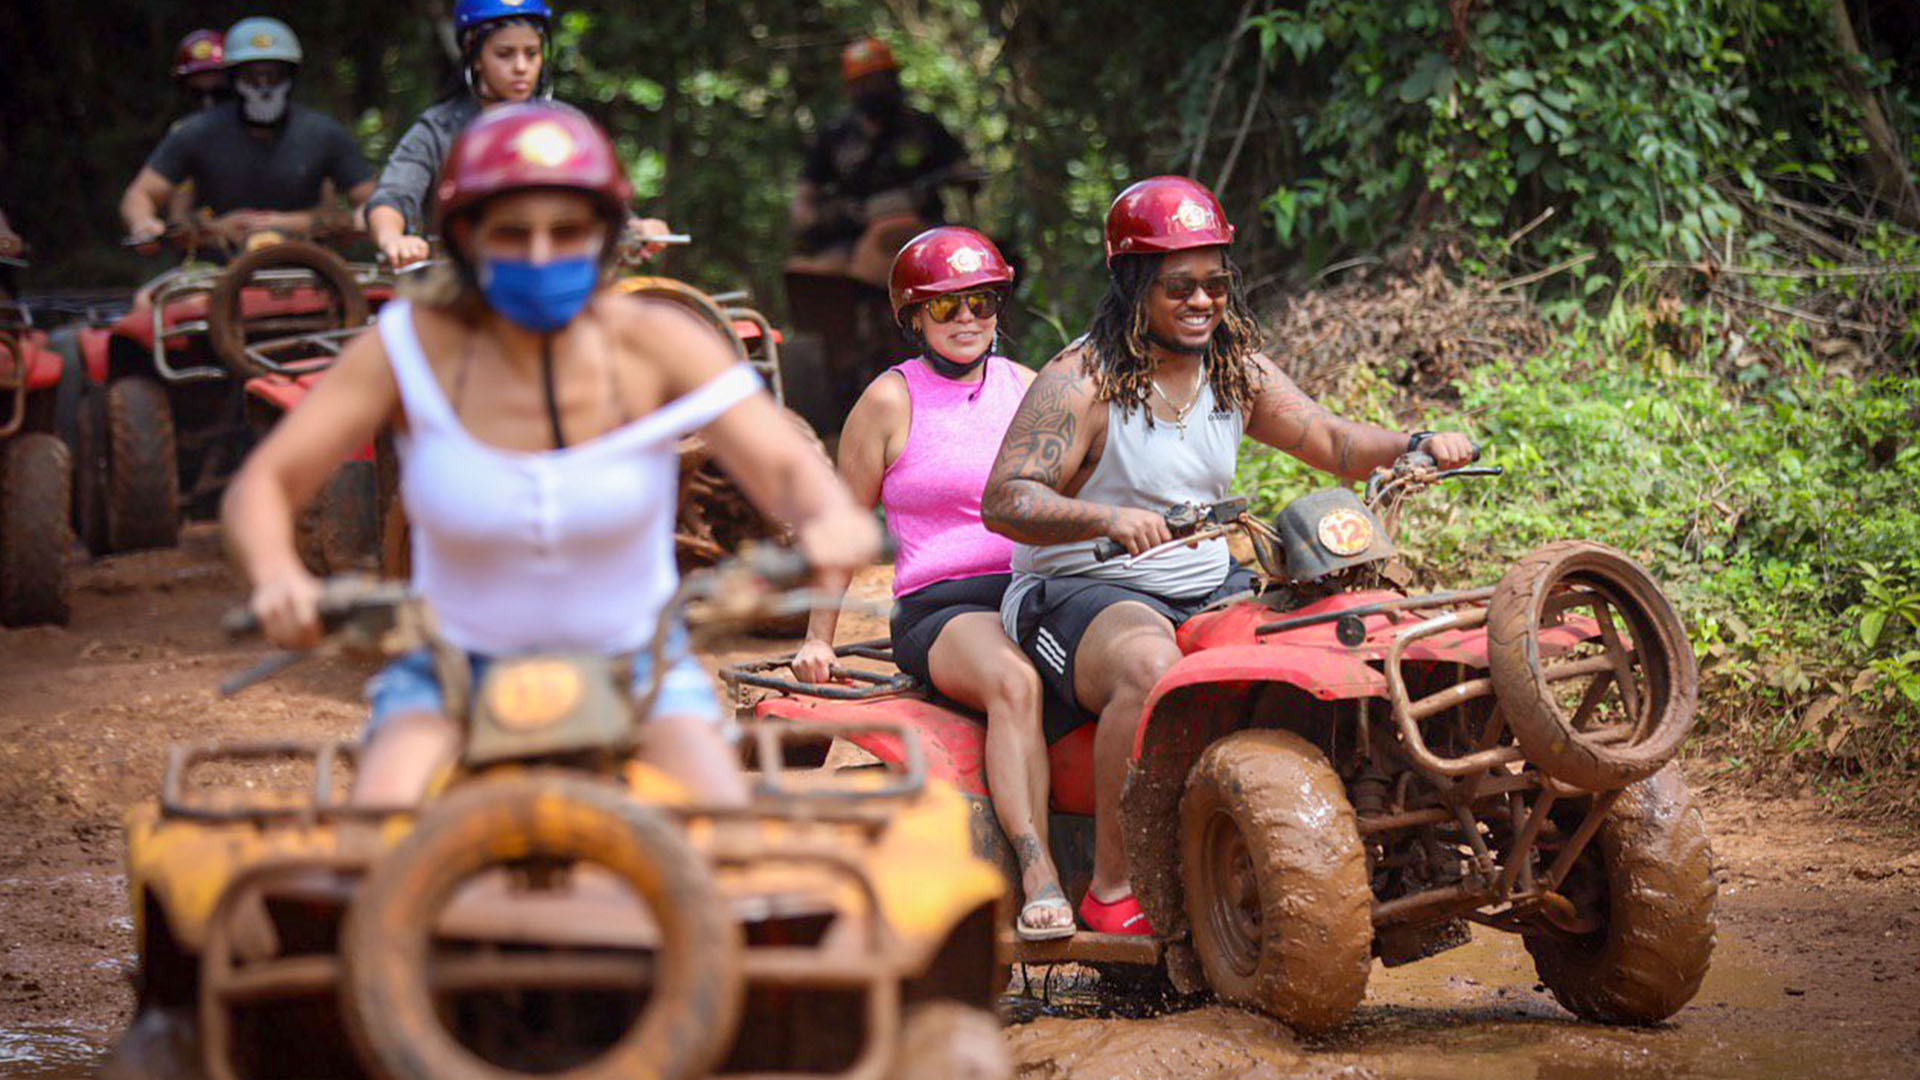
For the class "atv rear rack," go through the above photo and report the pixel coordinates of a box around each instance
[722,638,920,702]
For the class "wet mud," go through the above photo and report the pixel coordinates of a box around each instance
[3,526,1919,1077]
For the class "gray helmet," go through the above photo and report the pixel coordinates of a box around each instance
[224,17,303,66]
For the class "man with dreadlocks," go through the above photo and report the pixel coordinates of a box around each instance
[982,176,1474,935]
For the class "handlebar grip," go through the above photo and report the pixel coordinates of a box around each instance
[749,546,815,589]
[1092,538,1126,562]
[222,606,261,639]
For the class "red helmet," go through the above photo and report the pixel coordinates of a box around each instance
[842,37,898,82]
[435,104,634,230]
[172,29,226,80]
[1104,175,1235,262]
[889,227,1014,320]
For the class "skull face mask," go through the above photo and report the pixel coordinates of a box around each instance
[235,74,292,125]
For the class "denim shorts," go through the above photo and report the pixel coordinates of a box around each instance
[365,636,725,739]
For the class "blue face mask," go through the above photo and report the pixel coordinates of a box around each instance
[479,254,599,332]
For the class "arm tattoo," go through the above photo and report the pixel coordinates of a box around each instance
[982,359,1116,544]
[1251,359,1333,453]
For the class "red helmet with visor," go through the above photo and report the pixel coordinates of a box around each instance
[435,104,633,233]
[888,227,1014,321]
[1104,175,1235,263]
[173,30,226,80]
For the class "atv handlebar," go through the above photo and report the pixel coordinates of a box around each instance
[218,538,892,701]
[1092,497,1252,563]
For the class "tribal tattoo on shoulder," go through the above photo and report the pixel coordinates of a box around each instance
[982,355,1116,544]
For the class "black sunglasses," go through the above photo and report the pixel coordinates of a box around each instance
[1156,273,1234,302]
[922,289,1005,323]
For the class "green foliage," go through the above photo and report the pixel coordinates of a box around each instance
[1246,0,1894,273]
[1239,288,1920,793]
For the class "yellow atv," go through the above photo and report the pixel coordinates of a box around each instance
[104,551,1011,1080]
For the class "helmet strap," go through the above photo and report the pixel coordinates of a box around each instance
[922,337,993,401]
[464,19,550,102]
[540,334,567,450]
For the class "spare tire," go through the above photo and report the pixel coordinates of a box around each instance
[1488,541,1697,791]
[207,240,368,380]
[341,774,743,1080]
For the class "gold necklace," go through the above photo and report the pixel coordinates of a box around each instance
[1150,367,1204,439]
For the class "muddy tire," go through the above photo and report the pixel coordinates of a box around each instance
[72,382,111,556]
[891,1002,1011,1080]
[97,1005,201,1080]
[0,433,72,627]
[341,774,743,1080]
[1524,765,1717,1024]
[103,378,179,553]
[294,460,380,575]
[207,240,368,379]
[1488,541,1697,791]
[1178,729,1371,1034]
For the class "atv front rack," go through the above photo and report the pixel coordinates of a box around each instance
[144,263,385,383]
[163,719,929,825]
[183,753,938,1080]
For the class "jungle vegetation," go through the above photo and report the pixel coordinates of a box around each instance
[4,0,1917,809]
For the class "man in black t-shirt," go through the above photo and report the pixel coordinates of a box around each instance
[120,17,374,248]
[789,37,971,284]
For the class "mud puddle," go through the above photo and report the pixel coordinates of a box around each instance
[0,1026,107,1080]
[1005,931,1913,1079]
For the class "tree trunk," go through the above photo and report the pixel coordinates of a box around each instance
[1829,0,1920,227]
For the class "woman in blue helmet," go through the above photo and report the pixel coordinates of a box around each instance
[367,0,583,268]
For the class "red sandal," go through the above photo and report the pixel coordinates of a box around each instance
[1078,890,1154,936]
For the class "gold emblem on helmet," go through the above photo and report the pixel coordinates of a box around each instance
[190,41,215,59]
[1317,508,1374,557]
[947,246,985,274]
[251,32,275,49]
[487,660,584,731]
[515,122,576,168]
[1173,199,1216,232]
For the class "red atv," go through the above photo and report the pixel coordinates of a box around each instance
[0,287,86,625]
[68,225,392,559]
[729,453,1715,1033]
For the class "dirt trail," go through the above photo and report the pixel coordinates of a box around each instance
[2,526,1918,1078]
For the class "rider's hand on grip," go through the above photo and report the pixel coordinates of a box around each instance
[246,570,324,651]
[1421,432,1479,470]
[1107,506,1173,558]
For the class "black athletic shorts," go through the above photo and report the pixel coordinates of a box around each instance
[1009,565,1259,742]
[889,573,1013,687]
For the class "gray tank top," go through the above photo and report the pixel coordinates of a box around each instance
[1009,373,1243,600]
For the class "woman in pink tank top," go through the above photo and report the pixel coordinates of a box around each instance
[791,228,1072,940]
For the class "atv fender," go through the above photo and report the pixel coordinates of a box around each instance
[1131,644,1385,762]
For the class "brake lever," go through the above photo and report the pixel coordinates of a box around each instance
[219,650,311,697]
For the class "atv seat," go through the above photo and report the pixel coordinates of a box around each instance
[753,693,1097,816]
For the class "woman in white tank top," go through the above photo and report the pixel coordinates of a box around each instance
[223,105,878,805]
